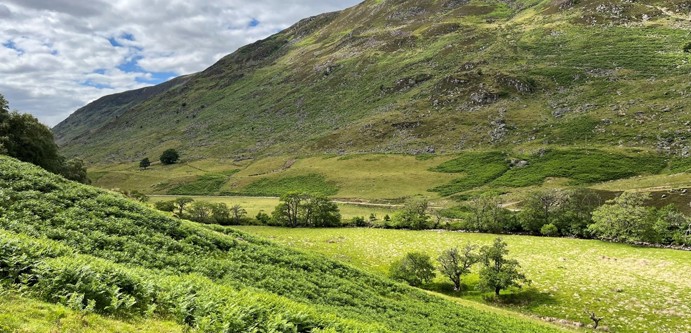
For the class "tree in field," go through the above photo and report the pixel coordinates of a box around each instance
[211,203,231,224]
[437,243,479,291]
[389,252,436,287]
[394,197,430,230]
[154,200,176,212]
[188,201,214,223]
[467,192,508,233]
[272,192,305,227]
[589,192,655,243]
[230,204,247,224]
[305,196,341,227]
[478,238,528,296]
[557,188,601,237]
[159,149,180,165]
[270,192,341,227]
[139,158,151,170]
[519,189,568,234]
[173,197,194,218]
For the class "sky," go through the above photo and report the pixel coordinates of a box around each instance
[0,0,361,127]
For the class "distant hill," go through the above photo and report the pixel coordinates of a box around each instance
[54,0,691,164]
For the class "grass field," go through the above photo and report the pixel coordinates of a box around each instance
[235,227,691,333]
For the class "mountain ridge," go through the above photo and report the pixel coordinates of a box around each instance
[53,0,691,163]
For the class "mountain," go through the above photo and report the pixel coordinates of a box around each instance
[53,0,691,164]
[0,155,566,332]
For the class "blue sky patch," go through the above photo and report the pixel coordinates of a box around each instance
[136,71,177,84]
[117,55,143,72]
[249,18,260,28]
[2,40,23,55]
[81,80,112,89]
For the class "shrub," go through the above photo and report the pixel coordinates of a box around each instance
[540,223,559,237]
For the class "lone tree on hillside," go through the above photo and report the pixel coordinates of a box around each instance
[478,237,528,296]
[438,243,479,291]
[160,149,180,165]
[139,157,151,170]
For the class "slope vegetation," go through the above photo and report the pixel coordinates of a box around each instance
[0,156,567,332]
[53,0,691,163]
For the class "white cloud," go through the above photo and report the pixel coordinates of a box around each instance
[0,0,360,126]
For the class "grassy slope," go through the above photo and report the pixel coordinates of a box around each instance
[53,0,691,164]
[236,226,691,333]
[0,292,182,333]
[0,156,567,333]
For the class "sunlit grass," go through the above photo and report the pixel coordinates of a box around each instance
[236,226,691,333]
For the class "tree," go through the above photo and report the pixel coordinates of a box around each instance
[154,200,176,212]
[467,192,508,233]
[519,189,568,234]
[557,188,601,237]
[1,111,64,174]
[478,238,528,296]
[589,192,655,243]
[394,197,430,229]
[188,201,214,223]
[61,159,90,184]
[230,204,247,224]
[173,197,194,218]
[160,149,180,165]
[211,203,231,225]
[305,196,341,227]
[256,211,270,224]
[437,243,479,291]
[389,252,436,287]
[272,192,304,227]
[139,158,151,170]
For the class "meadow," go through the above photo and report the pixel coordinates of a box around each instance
[235,226,691,333]
[0,156,568,333]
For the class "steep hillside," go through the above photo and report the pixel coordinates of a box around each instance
[54,0,691,163]
[0,156,568,332]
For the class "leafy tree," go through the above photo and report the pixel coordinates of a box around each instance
[230,204,247,224]
[173,197,194,218]
[211,203,232,225]
[160,149,180,165]
[188,201,215,223]
[1,111,64,174]
[653,205,691,246]
[61,158,90,184]
[589,192,655,243]
[255,211,270,224]
[154,200,175,212]
[394,197,430,229]
[271,192,341,227]
[467,192,509,233]
[389,252,436,287]
[556,188,601,237]
[139,158,151,170]
[519,189,568,234]
[437,244,479,291]
[478,238,528,296]
[305,196,341,227]
[272,192,304,227]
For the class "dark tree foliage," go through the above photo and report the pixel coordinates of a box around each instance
[160,149,180,165]
[0,94,89,184]
[271,192,341,227]
[1,111,64,174]
[139,157,151,169]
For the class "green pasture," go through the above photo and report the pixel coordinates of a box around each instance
[235,226,691,333]
[148,195,398,220]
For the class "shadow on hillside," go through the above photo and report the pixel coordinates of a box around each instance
[426,282,556,308]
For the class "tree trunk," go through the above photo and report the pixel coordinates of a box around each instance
[495,287,501,296]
